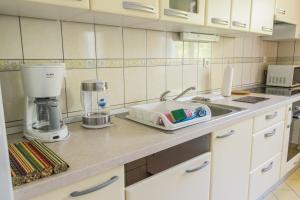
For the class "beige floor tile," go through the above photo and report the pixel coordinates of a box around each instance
[277,182,293,191]
[263,193,277,200]
[273,189,300,200]
[286,179,300,194]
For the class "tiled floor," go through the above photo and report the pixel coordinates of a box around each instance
[264,168,300,200]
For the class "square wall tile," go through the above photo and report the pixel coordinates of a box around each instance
[242,63,252,85]
[243,37,253,58]
[294,41,300,57]
[65,69,97,112]
[210,64,223,89]
[166,65,182,96]
[182,65,198,91]
[62,22,96,59]
[277,41,295,57]
[166,32,183,58]
[124,67,146,103]
[0,16,22,59]
[263,41,278,58]
[251,63,264,84]
[251,37,262,57]
[212,37,223,58]
[199,43,212,58]
[0,71,24,122]
[223,37,234,58]
[147,30,166,59]
[21,17,63,59]
[147,66,166,99]
[98,68,124,106]
[95,25,123,59]
[184,42,198,58]
[234,37,244,58]
[123,28,146,59]
[232,63,243,86]
[198,64,210,91]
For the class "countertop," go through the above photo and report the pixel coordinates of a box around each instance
[8,93,300,200]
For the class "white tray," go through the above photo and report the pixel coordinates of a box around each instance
[126,101,211,131]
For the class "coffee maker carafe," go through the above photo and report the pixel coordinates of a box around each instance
[21,63,68,142]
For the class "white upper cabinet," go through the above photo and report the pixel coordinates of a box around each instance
[160,0,206,25]
[250,0,276,35]
[230,0,251,31]
[23,0,90,9]
[275,0,297,24]
[205,0,231,29]
[91,0,159,19]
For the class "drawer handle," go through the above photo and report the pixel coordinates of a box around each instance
[216,130,235,139]
[264,129,276,138]
[277,8,286,15]
[211,18,229,25]
[186,161,209,173]
[262,26,273,32]
[232,21,247,28]
[164,9,189,19]
[123,1,155,13]
[70,176,119,197]
[265,112,278,120]
[261,162,273,173]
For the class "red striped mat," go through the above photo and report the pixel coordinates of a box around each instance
[9,140,69,187]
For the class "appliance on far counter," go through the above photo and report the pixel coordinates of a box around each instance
[288,101,300,162]
[248,86,300,97]
[21,63,68,142]
[267,65,300,87]
[0,83,14,200]
[81,80,111,129]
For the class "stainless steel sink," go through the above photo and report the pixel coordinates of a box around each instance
[188,99,247,118]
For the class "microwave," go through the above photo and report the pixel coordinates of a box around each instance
[267,65,300,87]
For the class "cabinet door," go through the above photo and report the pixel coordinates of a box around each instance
[210,119,253,200]
[23,0,90,9]
[91,0,159,19]
[160,0,206,25]
[230,0,251,31]
[205,0,231,29]
[126,153,211,200]
[250,0,276,35]
[31,166,125,200]
[275,0,289,22]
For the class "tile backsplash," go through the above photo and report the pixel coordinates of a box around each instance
[0,14,279,130]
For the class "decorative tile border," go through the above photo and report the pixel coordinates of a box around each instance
[124,59,146,67]
[0,59,23,71]
[166,58,182,66]
[97,59,123,68]
[183,58,198,65]
[147,59,166,67]
[64,59,96,69]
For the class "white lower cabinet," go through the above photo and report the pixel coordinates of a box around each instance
[249,154,281,200]
[126,152,211,200]
[210,119,253,200]
[31,166,125,200]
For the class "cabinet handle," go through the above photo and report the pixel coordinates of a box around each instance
[164,9,189,19]
[264,129,276,138]
[232,21,247,28]
[265,111,278,120]
[211,18,229,25]
[277,8,286,15]
[261,26,273,32]
[70,176,119,197]
[123,1,155,13]
[216,130,235,139]
[186,161,209,173]
[261,162,273,173]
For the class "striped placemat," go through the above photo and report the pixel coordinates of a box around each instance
[9,140,69,187]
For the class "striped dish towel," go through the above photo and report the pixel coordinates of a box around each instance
[9,140,69,187]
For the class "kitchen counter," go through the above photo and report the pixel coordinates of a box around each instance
[8,93,300,200]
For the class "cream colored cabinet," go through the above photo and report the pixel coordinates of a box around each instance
[250,0,276,35]
[210,119,253,200]
[205,0,231,29]
[275,0,297,24]
[160,0,206,25]
[23,0,90,9]
[230,0,251,31]
[253,107,285,132]
[91,0,159,19]
[31,166,125,200]
[126,153,211,200]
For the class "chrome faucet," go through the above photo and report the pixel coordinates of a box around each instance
[160,90,171,101]
[173,86,196,101]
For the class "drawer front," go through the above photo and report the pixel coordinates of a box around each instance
[126,153,211,200]
[254,107,285,132]
[251,122,284,169]
[25,0,90,9]
[249,154,281,200]
[31,166,125,200]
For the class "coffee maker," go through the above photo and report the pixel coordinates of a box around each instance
[21,63,68,142]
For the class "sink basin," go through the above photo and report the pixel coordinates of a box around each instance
[188,99,247,118]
